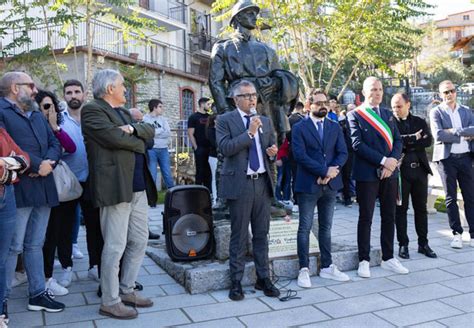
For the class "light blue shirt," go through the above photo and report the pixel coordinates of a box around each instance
[60,110,88,182]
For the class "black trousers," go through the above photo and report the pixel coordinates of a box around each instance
[342,152,354,201]
[80,181,103,271]
[228,175,271,282]
[194,147,212,191]
[437,155,474,238]
[357,178,398,262]
[395,166,428,247]
[43,199,76,278]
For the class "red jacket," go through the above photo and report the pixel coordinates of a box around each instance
[0,127,30,185]
[276,138,290,160]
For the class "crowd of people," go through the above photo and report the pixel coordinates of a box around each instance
[0,67,472,325]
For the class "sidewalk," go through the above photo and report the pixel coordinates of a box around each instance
[9,203,473,327]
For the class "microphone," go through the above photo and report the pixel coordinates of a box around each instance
[250,108,263,134]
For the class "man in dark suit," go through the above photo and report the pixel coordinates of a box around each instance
[430,80,474,249]
[216,80,280,301]
[292,89,349,288]
[392,93,436,259]
[347,77,408,278]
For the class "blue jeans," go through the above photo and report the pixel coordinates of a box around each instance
[0,185,16,303]
[147,148,174,189]
[275,159,292,201]
[4,206,51,298]
[297,188,336,269]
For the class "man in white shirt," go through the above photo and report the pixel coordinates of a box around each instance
[430,80,474,249]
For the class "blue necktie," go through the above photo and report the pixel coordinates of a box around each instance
[372,107,379,116]
[245,115,260,171]
[317,121,324,142]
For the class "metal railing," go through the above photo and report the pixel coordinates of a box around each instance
[188,32,218,53]
[4,20,201,76]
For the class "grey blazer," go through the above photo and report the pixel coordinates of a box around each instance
[429,104,474,162]
[216,110,275,200]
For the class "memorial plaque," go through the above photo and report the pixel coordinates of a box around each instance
[268,219,319,258]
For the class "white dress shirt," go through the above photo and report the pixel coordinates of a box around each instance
[237,108,266,174]
[441,103,470,154]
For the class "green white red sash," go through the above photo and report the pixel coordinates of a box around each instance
[356,107,393,151]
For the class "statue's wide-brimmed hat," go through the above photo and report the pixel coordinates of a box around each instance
[229,0,260,26]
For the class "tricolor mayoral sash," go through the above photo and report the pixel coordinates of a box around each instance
[356,107,393,151]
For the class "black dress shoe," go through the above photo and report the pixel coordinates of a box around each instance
[134,281,144,291]
[148,230,161,240]
[229,280,244,301]
[398,246,410,259]
[255,278,280,297]
[418,244,437,258]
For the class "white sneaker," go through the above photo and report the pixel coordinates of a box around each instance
[58,267,73,287]
[88,265,100,282]
[358,260,371,278]
[381,258,409,274]
[72,244,84,259]
[0,314,8,328]
[297,267,312,288]
[292,205,299,213]
[450,234,463,249]
[11,271,27,288]
[320,264,350,282]
[45,278,68,296]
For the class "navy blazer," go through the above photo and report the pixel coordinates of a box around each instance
[347,106,402,182]
[292,117,348,193]
[0,97,61,207]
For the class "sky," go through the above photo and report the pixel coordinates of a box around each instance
[425,0,474,21]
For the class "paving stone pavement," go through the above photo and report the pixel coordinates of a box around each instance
[9,203,474,327]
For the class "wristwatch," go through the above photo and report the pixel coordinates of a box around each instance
[248,131,255,139]
[128,124,134,134]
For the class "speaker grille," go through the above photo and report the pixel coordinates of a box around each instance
[171,213,210,254]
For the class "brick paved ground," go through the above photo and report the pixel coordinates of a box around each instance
[9,203,473,327]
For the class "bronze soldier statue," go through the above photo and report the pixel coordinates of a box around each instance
[210,0,299,144]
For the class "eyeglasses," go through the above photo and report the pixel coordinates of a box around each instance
[236,93,258,100]
[42,103,52,110]
[16,82,36,90]
[442,89,456,95]
[312,101,330,107]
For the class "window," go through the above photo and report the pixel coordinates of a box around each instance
[181,88,195,120]
[463,15,470,21]
[139,0,149,10]
[455,30,462,40]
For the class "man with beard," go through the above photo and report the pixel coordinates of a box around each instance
[347,77,408,278]
[0,72,65,313]
[292,89,349,288]
[58,80,102,284]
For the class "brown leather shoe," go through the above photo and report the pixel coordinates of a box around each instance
[99,302,138,320]
[120,292,154,308]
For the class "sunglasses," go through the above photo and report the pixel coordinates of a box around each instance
[442,89,456,95]
[42,103,53,110]
[236,93,258,100]
[16,82,36,90]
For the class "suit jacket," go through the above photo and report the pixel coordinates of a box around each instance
[0,97,61,208]
[395,113,433,175]
[82,99,157,208]
[216,110,275,200]
[347,106,402,181]
[429,104,474,162]
[292,117,348,193]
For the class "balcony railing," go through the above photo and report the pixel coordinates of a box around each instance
[147,0,187,24]
[3,20,208,77]
[188,32,218,53]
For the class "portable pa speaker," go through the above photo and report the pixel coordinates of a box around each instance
[163,185,214,261]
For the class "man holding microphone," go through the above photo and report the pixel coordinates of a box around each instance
[216,80,280,301]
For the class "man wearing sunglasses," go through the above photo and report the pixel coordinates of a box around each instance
[430,80,474,249]
[0,72,64,314]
